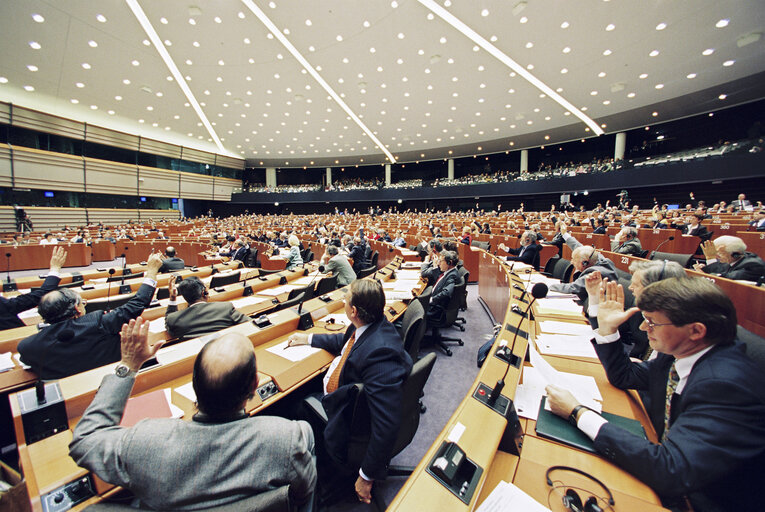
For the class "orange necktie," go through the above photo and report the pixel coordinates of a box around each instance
[326,332,356,394]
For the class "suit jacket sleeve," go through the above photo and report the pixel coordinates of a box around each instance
[430,274,456,308]
[593,337,651,390]
[311,331,347,355]
[2,274,61,316]
[229,303,249,325]
[69,374,138,488]
[593,367,765,498]
[101,283,155,334]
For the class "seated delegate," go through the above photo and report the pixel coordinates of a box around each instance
[546,277,765,511]
[70,319,316,511]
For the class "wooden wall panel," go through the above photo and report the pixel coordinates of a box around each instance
[139,209,181,222]
[88,208,141,225]
[181,147,216,165]
[11,106,85,140]
[213,177,240,201]
[179,173,214,200]
[12,146,85,192]
[138,166,180,198]
[84,157,138,195]
[216,154,245,170]
[24,207,88,231]
[86,125,140,151]
[139,138,181,159]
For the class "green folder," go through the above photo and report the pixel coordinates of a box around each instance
[535,397,647,454]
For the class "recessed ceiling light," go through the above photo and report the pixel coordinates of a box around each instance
[238,11,246,18]
[598,71,606,77]
[160,17,168,24]
[652,111,658,117]
[305,19,312,26]
[562,46,571,53]
[649,50,659,57]
[108,110,115,115]
[336,35,343,41]
[687,73,697,79]
[481,9,489,16]
[213,16,222,23]
[560,68,568,74]
[142,39,150,46]
[719,94,727,100]
[526,41,533,48]
[590,90,598,96]
[27,65,38,72]
[716,19,729,28]
[193,41,200,47]
[147,106,153,110]
[391,0,399,7]
[603,49,612,56]
[655,83,664,89]
[70,99,78,104]
[723,60,735,66]
[123,79,130,84]
[24,85,34,91]
[561,21,569,28]
[363,20,370,27]
[32,14,44,23]
[519,16,528,23]
[115,95,122,100]
[0,77,8,85]
[76,82,84,88]
[88,40,98,47]
[90,105,98,110]
[29,41,41,50]
[132,60,140,66]
[82,63,91,69]
[627,92,636,98]
[96,14,107,22]
[656,22,666,30]
[702,48,714,55]
[397,32,405,39]
[188,18,196,25]
[605,23,615,31]
[639,73,648,79]
[526,64,534,69]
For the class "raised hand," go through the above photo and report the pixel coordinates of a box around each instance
[700,240,718,261]
[597,281,640,335]
[49,246,67,273]
[584,270,603,303]
[168,274,178,301]
[119,318,164,372]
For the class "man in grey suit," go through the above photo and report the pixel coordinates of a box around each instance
[610,227,643,256]
[320,245,356,288]
[165,275,249,341]
[69,319,316,511]
[158,246,185,273]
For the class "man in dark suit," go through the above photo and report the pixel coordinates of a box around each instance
[547,278,765,511]
[696,236,765,282]
[220,240,248,262]
[498,231,541,267]
[0,246,66,330]
[610,227,642,256]
[731,193,751,211]
[158,246,185,273]
[287,279,412,504]
[682,214,709,238]
[749,210,765,231]
[18,253,162,379]
[592,218,607,234]
[348,237,369,274]
[426,250,461,322]
[164,275,249,341]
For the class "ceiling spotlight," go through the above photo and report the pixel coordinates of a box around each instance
[656,22,666,30]
[715,19,729,28]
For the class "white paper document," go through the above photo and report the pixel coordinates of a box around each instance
[535,298,583,314]
[13,353,30,370]
[538,321,594,337]
[163,389,185,419]
[394,269,423,280]
[527,344,602,413]
[535,333,598,359]
[385,290,413,301]
[400,261,421,269]
[475,481,551,512]
[17,307,39,320]
[174,381,197,403]
[230,296,269,308]
[0,352,15,372]
[267,340,322,362]
[148,317,166,334]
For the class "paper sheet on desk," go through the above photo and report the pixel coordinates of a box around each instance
[395,269,422,279]
[14,353,30,370]
[385,290,413,301]
[257,284,299,296]
[266,340,322,363]
[536,333,597,359]
[230,296,269,308]
[400,261,421,269]
[539,321,594,337]
[527,344,602,413]
[535,298,583,314]
[321,313,350,325]
[475,481,551,512]
[0,353,15,372]
[148,317,166,334]
[17,307,39,320]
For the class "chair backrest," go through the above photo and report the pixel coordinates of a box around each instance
[273,290,307,312]
[84,485,290,512]
[156,287,170,300]
[210,271,241,288]
[85,294,133,314]
[531,244,541,270]
[302,250,314,263]
[552,258,573,281]
[649,251,694,269]
[415,285,433,317]
[738,325,765,374]
[543,254,561,275]
[370,250,379,268]
[346,352,437,469]
[288,284,314,301]
[470,240,490,251]
[245,248,259,268]
[397,299,425,359]
[315,274,338,296]
[356,265,377,279]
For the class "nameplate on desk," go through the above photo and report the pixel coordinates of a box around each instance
[505,323,528,340]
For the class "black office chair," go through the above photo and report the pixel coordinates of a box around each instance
[272,290,308,312]
[85,294,132,314]
[210,271,241,288]
[356,265,377,279]
[415,285,433,318]
[649,251,694,269]
[303,353,437,512]
[302,250,314,263]
[314,274,338,296]
[257,268,283,277]
[542,255,560,275]
[470,240,490,251]
[83,485,290,512]
[425,278,466,356]
[288,284,315,302]
[156,287,171,300]
[396,299,426,361]
[454,267,470,329]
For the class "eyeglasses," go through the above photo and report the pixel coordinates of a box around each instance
[641,313,674,330]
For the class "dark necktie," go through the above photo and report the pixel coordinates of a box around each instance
[662,361,680,442]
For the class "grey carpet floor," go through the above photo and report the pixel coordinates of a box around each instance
[330,284,495,511]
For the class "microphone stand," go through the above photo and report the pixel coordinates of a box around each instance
[5,252,11,285]
[650,236,675,259]
[105,268,116,312]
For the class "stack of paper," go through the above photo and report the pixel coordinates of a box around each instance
[0,353,15,372]
[230,296,269,308]
[266,340,322,362]
[257,284,299,296]
[384,290,413,301]
[476,481,550,512]
[535,333,597,359]
[538,321,594,337]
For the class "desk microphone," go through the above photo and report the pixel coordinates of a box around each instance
[487,282,548,406]
[650,236,674,259]
[5,252,11,284]
[105,268,116,312]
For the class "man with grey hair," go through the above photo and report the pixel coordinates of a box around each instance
[320,244,356,288]
[611,226,642,256]
[498,231,541,267]
[696,236,765,282]
[549,222,618,301]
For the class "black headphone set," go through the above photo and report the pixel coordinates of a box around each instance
[581,249,596,268]
[659,259,667,280]
[545,466,615,512]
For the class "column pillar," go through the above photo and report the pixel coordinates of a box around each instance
[265,167,276,188]
[447,159,454,180]
[385,164,391,186]
[614,132,626,161]
[520,150,528,173]
[326,167,332,187]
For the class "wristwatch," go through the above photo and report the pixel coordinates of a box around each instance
[569,405,589,427]
[115,363,137,378]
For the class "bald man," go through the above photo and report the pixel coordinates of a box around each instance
[70,320,316,511]
[158,246,185,273]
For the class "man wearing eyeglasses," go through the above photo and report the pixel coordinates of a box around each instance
[546,277,765,511]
